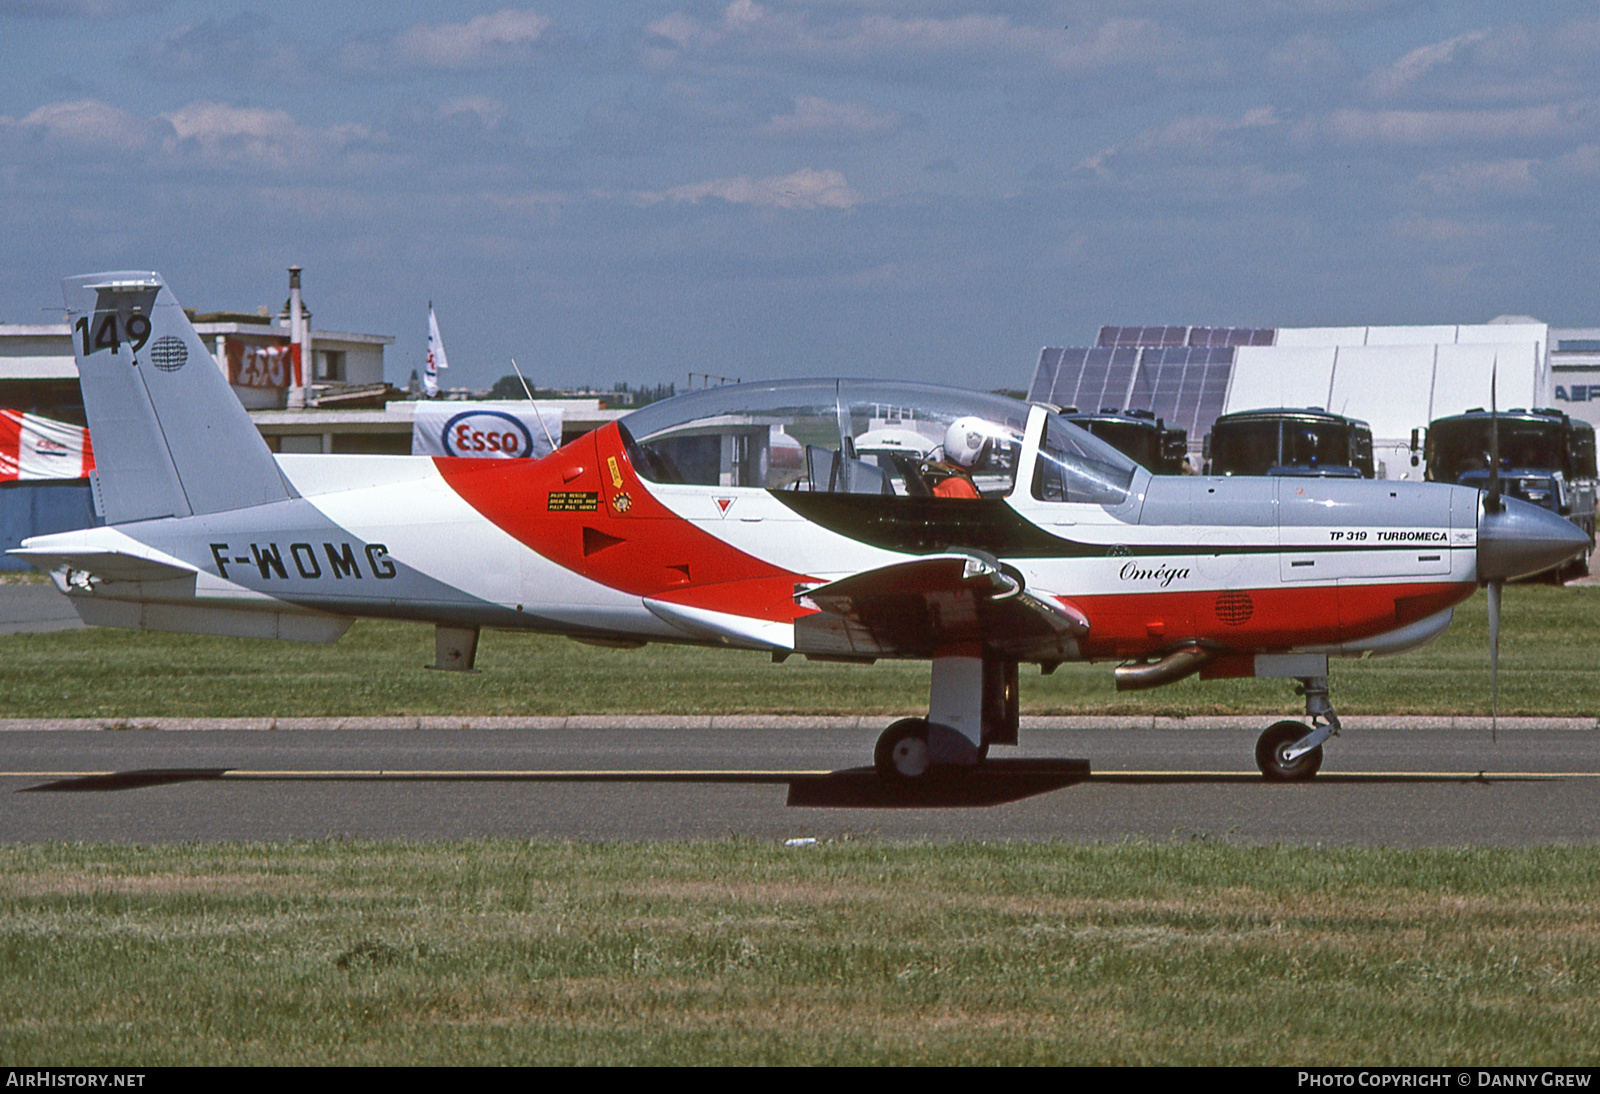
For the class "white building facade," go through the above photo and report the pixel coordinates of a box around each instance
[1032,318,1592,480]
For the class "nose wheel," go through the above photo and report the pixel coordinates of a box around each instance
[1255,720,1324,781]
[1254,674,1340,781]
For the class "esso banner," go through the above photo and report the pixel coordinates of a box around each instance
[0,409,95,481]
[411,402,564,461]
[224,338,301,389]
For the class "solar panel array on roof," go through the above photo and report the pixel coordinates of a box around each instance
[1129,346,1234,437]
[1188,327,1276,348]
[1030,344,1235,442]
[1097,325,1275,350]
[1097,325,1187,348]
[1028,347,1140,409]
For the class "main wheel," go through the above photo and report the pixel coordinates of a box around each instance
[1255,720,1323,782]
[875,718,931,780]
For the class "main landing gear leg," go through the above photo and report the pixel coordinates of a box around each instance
[1255,674,1341,782]
[874,648,1018,780]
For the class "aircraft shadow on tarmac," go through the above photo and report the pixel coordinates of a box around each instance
[20,762,1516,808]
[21,761,1093,808]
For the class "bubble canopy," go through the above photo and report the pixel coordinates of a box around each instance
[617,379,1034,496]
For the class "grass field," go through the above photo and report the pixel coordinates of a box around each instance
[3,585,1596,1065]
[0,583,1596,719]
[2,840,1598,1065]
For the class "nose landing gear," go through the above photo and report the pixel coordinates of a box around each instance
[1255,675,1340,781]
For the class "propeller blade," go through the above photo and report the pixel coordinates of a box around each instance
[1486,358,1502,513]
[1487,577,1502,742]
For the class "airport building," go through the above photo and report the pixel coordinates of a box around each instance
[0,272,622,567]
[1029,319,1594,479]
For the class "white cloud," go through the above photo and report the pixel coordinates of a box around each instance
[758,96,900,139]
[1179,164,1306,199]
[1363,30,1491,99]
[393,9,552,69]
[1131,107,1281,152]
[644,3,1179,75]
[339,9,551,74]
[3,0,162,17]
[1077,107,1282,176]
[7,99,166,151]
[438,96,509,129]
[1324,105,1581,145]
[1392,216,1507,245]
[0,98,387,176]
[634,167,860,210]
[1554,144,1600,175]
[160,102,372,171]
[1417,158,1537,197]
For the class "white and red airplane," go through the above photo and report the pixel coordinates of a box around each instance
[13,272,1589,780]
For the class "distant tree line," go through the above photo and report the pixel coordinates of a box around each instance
[486,377,677,408]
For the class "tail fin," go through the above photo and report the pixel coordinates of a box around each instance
[61,271,293,525]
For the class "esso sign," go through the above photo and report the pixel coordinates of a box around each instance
[442,410,537,459]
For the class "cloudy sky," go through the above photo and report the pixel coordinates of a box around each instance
[3,1,1599,393]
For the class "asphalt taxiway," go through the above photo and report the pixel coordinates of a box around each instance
[1,721,1596,845]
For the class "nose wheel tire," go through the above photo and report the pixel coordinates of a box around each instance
[1256,720,1324,782]
[875,718,932,780]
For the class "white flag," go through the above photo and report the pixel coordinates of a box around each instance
[425,303,450,398]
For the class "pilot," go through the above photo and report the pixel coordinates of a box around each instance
[921,416,993,499]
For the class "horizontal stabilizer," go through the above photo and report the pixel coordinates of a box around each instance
[798,553,1088,658]
[7,547,193,584]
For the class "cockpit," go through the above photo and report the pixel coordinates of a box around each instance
[615,378,1139,507]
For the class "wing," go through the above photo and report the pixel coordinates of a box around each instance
[795,552,1088,660]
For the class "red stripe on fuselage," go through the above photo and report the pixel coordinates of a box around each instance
[434,424,808,623]
[1067,579,1473,660]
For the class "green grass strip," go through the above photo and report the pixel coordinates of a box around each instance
[1,584,1596,718]
[2,840,1598,1065]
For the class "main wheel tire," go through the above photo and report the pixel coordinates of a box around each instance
[875,718,931,780]
[1255,720,1324,782]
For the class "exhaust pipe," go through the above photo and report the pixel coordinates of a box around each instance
[1114,643,1216,692]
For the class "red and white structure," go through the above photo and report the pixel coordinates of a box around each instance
[0,410,93,482]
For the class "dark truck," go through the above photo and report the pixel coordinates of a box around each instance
[1058,408,1189,474]
[1425,407,1597,579]
[1204,408,1375,478]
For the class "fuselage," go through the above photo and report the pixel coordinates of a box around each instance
[25,407,1487,664]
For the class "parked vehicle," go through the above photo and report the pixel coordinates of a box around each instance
[1426,407,1596,578]
[1205,408,1374,479]
[1058,408,1189,474]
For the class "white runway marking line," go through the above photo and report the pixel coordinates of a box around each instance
[4,769,1597,780]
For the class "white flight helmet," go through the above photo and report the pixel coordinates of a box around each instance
[943,416,995,469]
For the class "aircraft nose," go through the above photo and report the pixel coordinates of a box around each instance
[1477,494,1592,582]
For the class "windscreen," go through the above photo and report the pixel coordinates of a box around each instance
[1282,421,1351,470]
[1079,420,1161,470]
[1208,420,1279,476]
[1031,414,1138,505]
[1211,418,1361,475]
[1427,419,1567,482]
